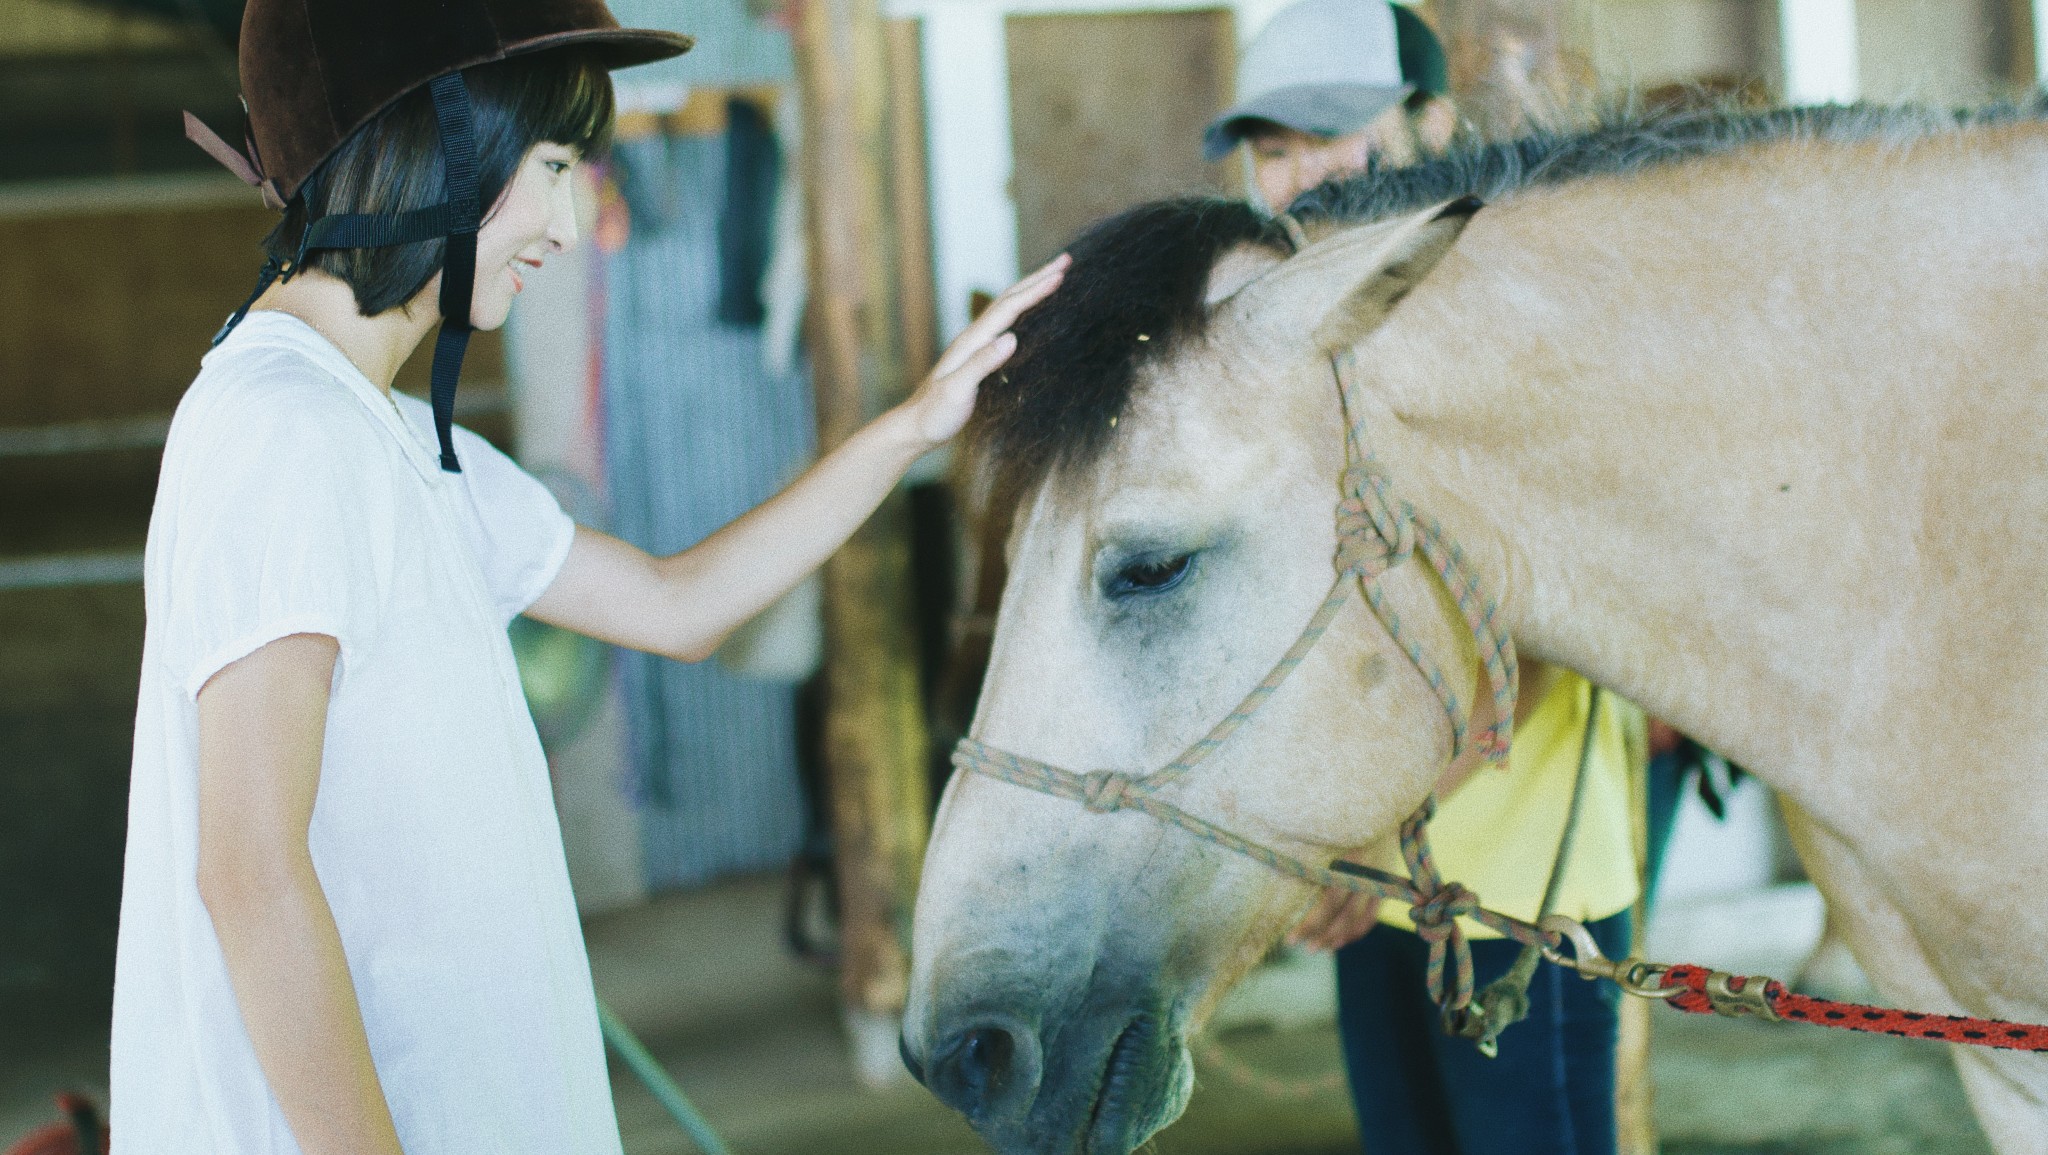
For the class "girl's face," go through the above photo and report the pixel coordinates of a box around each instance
[467,141,581,330]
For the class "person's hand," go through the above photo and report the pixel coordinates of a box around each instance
[899,254,1069,445]
[1288,862,1382,954]
[1649,718,1684,757]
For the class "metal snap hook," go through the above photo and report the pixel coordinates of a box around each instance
[1537,915,1682,1000]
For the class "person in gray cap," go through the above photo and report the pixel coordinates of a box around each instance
[1204,0,1456,210]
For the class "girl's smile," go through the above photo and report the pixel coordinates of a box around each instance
[472,144,579,327]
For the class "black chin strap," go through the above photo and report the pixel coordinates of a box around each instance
[426,73,481,473]
[210,71,483,472]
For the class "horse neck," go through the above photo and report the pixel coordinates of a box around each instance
[1342,127,2048,792]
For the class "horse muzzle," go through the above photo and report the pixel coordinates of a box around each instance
[905,986,1186,1155]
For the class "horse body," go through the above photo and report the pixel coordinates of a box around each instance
[907,113,2048,1154]
[1358,127,2048,1150]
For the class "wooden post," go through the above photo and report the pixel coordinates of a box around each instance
[887,19,939,382]
[2019,0,2045,89]
[790,0,936,1087]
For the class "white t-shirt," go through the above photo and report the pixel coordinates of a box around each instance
[110,312,617,1153]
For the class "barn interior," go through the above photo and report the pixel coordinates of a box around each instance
[0,1,2036,1152]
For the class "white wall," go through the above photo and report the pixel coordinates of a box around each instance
[1779,0,1860,101]
[909,2,1021,344]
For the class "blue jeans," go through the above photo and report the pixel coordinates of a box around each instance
[1335,913,1630,1155]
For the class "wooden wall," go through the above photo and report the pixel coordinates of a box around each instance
[0,189,505,430]
[1585,0,1777,92]
[1858,0,2026,103]
[1,195,272,426]
[1578,0,2034,103]
[0,0,189,55]
[1005,9,1237,270]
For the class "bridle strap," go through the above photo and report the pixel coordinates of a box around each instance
[954,739,1550,1017]
[1334,350,1519,764]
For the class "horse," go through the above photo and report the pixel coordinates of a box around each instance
[900,102,2048,1155]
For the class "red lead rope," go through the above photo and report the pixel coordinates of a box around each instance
[1655,964,2048,1052]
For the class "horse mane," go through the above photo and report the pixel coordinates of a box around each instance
[969,198,1290,503]
[1292,96,2048,227]
[973,97,2048,501]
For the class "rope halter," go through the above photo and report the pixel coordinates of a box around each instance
[1335,462,1414,581]
[953,339,1539,1038]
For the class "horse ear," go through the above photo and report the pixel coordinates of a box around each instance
[1233,197,1481,357]
[1312,197,1480,353]
[1204,242,1289,306]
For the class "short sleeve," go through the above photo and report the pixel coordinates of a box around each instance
[157,385,397,701]
[447,425,576,621]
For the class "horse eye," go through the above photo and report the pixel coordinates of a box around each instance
[1106,554,1193,598]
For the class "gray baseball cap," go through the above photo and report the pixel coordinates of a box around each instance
[1203,0,1412,161]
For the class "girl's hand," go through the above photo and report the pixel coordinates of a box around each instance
[900,254,1070,446]
[1288,878,1381,954]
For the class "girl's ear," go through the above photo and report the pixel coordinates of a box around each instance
[1223,197,1481,359]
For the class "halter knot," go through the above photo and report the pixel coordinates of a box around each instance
[1406,881,1479,943]
[1335,463,1413,580]
[1081,770,1141,814]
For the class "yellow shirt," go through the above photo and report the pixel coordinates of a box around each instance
[1377,669,1642,938]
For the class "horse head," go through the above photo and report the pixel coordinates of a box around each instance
[904,197,1484,1154]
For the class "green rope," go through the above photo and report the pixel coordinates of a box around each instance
[597,1000,734,1155]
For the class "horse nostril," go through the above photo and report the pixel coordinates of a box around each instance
[899,1033,927,1086]
[963,1026,1013,1084]
[927,1017,1038,1118]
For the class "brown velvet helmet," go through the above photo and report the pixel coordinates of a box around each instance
[237,0,691,205]
[187,0,690,473]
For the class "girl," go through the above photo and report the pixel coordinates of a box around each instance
[111,2,1065,1151]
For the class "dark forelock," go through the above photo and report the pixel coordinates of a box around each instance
[969,197,1290,502]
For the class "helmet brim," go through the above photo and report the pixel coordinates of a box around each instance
[504,27,695,70]
[1201,83,1410,161]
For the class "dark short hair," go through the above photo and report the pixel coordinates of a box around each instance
[264,49,616,317]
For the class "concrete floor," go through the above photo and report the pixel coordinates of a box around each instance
[1654,1011,1991,1155]
[592,877,1996,1155]
[5,868,1993,1153]
[591,878,1362,1155]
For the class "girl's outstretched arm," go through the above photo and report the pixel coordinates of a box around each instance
[196,633,406,1155]
[529,254,1068,661]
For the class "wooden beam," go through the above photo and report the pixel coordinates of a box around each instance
[790,0,934,1086]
